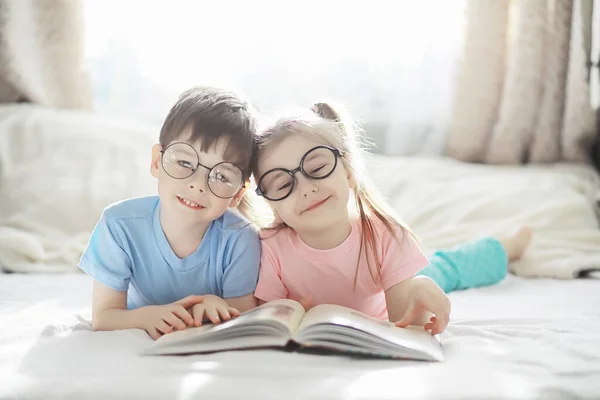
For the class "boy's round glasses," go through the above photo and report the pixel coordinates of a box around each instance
[160,142,245,199]
[255,145,342,201]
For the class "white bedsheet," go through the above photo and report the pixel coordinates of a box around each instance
[1,273,599,399]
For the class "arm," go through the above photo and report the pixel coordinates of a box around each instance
[254,240,289,303]
[83,212,144,331]
[91,280,140,331]
[388,276,451,334]
[92,280,204,339]
[385,276,434,325]
[225,293,257,313]
[83,212,204,339]
[378,225,449,332]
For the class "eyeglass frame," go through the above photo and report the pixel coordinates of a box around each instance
[255,145,343,201]
[159,141,247,199]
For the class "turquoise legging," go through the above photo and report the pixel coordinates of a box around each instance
[417,237,508,293]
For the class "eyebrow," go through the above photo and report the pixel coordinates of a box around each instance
[265,170,287,182]
[173,142,243,170]
[171,146,197,159]
[215,163,239,173]
[304,151,326,163]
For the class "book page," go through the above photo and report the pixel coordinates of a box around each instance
[148,299,306,351]
[296,304,395,332]
[241,299,306,333]
[295,304,441,356]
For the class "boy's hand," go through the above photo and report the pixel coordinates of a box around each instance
[140,295,204,340]
[191,295,240,326]
[395,277,451,335]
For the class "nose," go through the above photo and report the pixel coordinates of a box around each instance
[188,169,208,193]
[296,173,318,197]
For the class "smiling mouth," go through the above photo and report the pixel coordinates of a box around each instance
[177,196,204,210]
[301,197,330,214]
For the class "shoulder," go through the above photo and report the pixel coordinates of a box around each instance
[359,215,419,254]
[258,227,295,259]
[259,226,292,244]
[212,209,260,243]
[102,196,159,222]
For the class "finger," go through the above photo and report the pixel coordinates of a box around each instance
[395,305,418,327]
[156,320,173,335]
[431,312,449,335]
[429,298,449,322]
[164,312,186,330]
[444,298,452,318]
[299,297,313,310]
[217,307,231,321]
[426,298,446,320]
[430,316,445,335]
[205,307,221,324]
[148,328,162,340]
[432,298,450,327]
[433,294,451,318]
[227,307,241,317]
[172,305,194,326]
[176,295,205,309]
[193,306,205,326]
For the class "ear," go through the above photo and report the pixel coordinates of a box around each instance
[150,144,162,178]
[346,166,357,189]
[228,181,249,208]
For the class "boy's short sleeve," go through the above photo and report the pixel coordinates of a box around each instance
[254,240,288,302]
[380,229,430,291]
[78,213,132,292]
[222,226,261,298]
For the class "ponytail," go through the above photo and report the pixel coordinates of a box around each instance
[312,101,415,288]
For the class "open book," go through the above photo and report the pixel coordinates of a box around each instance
[145,299,444,361]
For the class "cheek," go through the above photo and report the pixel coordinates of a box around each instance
[321,173,349,194]
[273,199,297,219]
[158,175,178,192]
[214,197,233,210]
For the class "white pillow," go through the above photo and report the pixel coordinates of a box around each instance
[367,155,600,278]
[0,105,159,272]
[2,104,599,279]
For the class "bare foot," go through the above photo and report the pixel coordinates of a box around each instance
[498,226,533,262]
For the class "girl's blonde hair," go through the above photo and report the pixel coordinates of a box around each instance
[253,101,416,286]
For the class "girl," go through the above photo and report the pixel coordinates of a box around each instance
[252,102,532,335]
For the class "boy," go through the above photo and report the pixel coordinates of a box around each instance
[79,87,261,339]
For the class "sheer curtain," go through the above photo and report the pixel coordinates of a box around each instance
[83,0,466,154]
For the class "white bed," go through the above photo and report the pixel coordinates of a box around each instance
[1,105,600,399]
[1,273,599,399]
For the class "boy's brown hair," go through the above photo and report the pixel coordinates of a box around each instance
[159,86,259,181]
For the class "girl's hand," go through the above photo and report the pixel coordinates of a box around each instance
[140,295,204,340]
[191,295,240,326]
[299,297,315,311]
[395,277,451,335]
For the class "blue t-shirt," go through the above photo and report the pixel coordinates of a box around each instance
[79,196,261,309]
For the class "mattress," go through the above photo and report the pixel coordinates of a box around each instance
[1,273,599,399]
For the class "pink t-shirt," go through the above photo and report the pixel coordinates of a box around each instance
[254,218,429,320]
